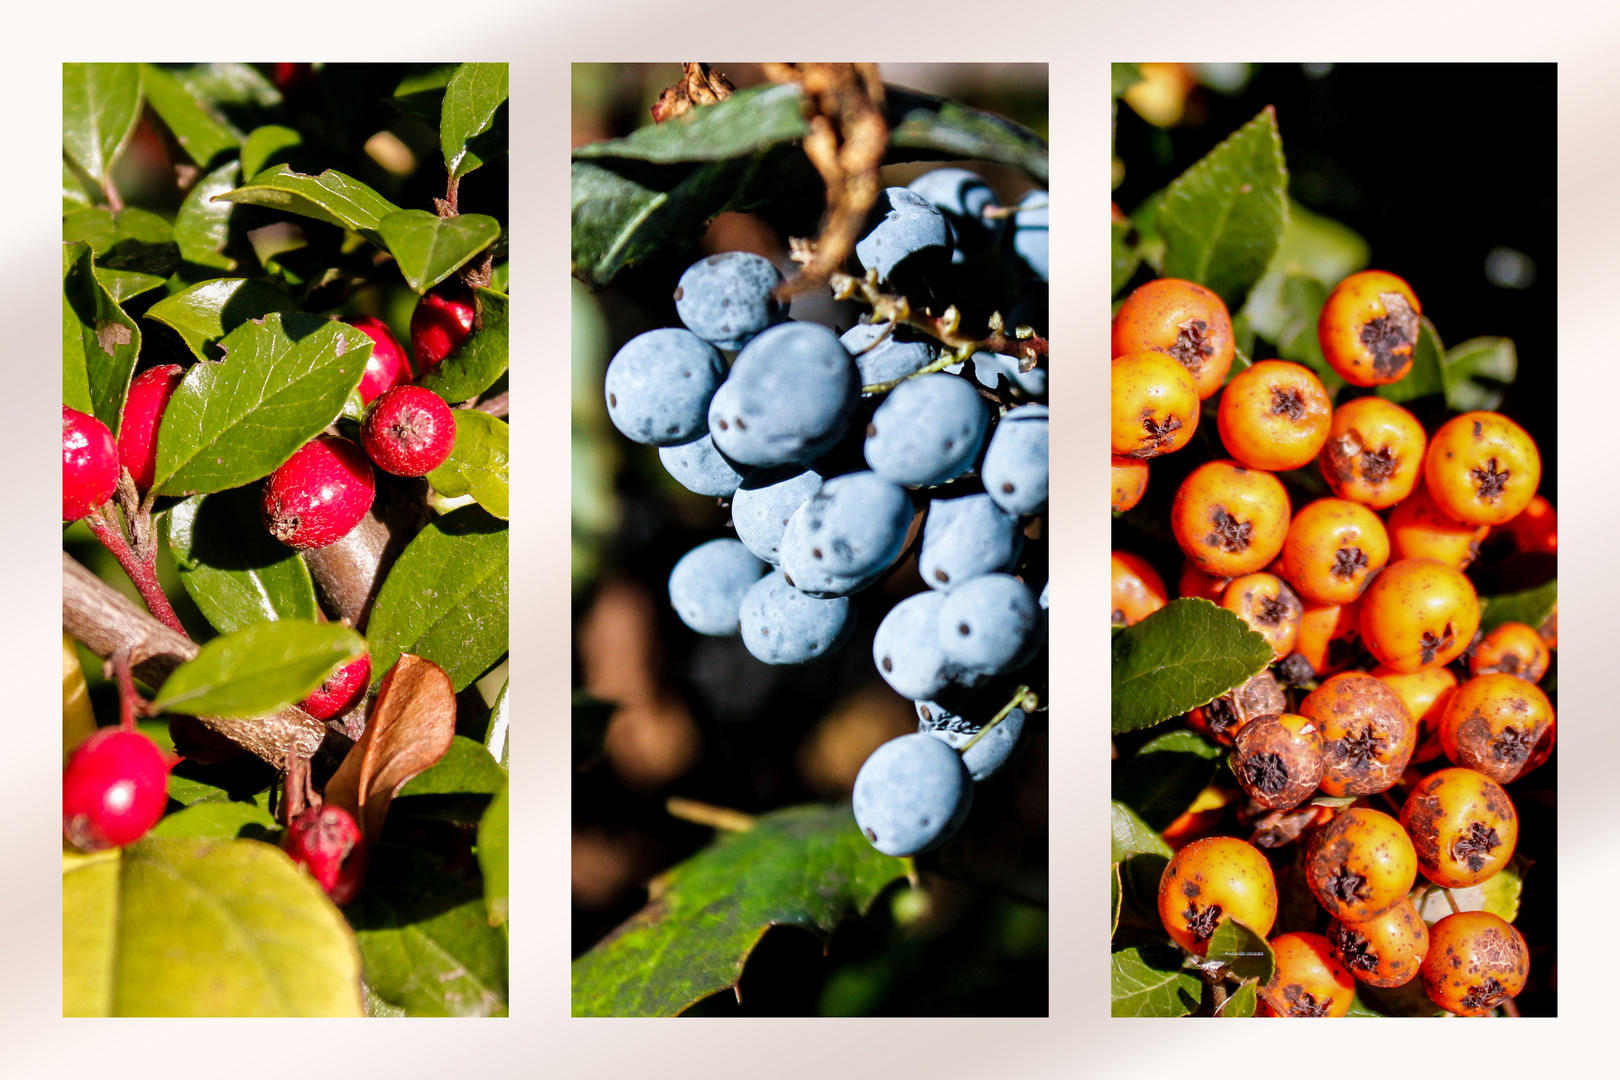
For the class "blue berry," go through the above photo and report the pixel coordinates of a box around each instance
[907,168,1004,263]
[605,328,726,446]
[731,465,822,565]
[674,252,788,351]
[918,493,1023,590]
[949,351,1047,399]
[852,733,973,857]
[738,569,855,664]
[779,471,912,581]
[960,707,1026,782]
[855,187,950,284]
[668,539,768,636]
[863,373,990,488]
[1006,190,1049,282]
[981,403,1049,516]
[936,573,1042,675]
[659,433,746,497]
[872,591,958,701]
[840,322,940,390]
[707,322,859,467]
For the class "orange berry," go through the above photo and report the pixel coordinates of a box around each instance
[1111,455,1149,512]
[1400,767,1518,889]
[1299,671,1416,797]
[1171,460,1291,578]
[1496,494,1557,555]
[1111,277,1234,399]
[1317,269,1422,386]
[1317,396,1426,508]
[1358,558,1480,673]
[1470,621,1550,683]
[1292,599,1362,680]
[1371,663,1458,765]
[1260,932,1356,1017]
[1157,836,1278,956]
[1327,897,1429,988]
[1220,573,1303,660]
[1111,351,1200,458]
[1112,551,1168,627]
[1280,497,1390,606]
[1386,482,1490,570]
[1303,807,1417,922]
[1177,559,1229,602]
[1438,672,1555,785]
[1232,713,1324,811]
[1421,911,1528,1016]
[1424,411,1542,526]
[1216,360,1333,471]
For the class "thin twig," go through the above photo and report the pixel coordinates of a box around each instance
[666,797,757,833]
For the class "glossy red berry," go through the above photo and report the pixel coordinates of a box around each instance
[410,285,476,372]
[283,804,369,905]
[299,653,371,720]
[63,727,173,850]
[261,435,375,550]
[63,406,119,521]
[116,364,185,491]
[344,316,413,403]
[362,386,457,476]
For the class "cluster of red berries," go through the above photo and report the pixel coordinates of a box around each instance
[1115,272,1553,1016]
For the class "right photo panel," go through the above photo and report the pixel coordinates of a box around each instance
[1110,63,1555,1018]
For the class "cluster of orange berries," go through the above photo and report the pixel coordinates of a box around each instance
[1113,272,1555,1017]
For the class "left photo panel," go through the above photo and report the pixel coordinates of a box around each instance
[62,62,509,1017]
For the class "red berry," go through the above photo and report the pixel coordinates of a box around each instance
[362,386,457,476]
[63,406,119,521]
[261,436,375,550]
[116,364,185,491]
[63,728,173,850]
[283,804,369,905]
[344,316,412,403]
[410,285,476,372]
[300,653,371,720]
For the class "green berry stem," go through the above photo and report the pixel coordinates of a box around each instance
[960,684,1035,754]
[83,505,187,638]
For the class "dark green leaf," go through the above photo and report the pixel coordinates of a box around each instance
[149,620,365,717]
[1110,945,1201,1017]
[1241,200,1369,345]
[1479,579,1557,636]
[1271,274,1343,393]
[417,288,508,402]
[62,206,179,301]
[1112,599,1274,734]
[173,161,242,271]
[479,781,509,932]
[1110,800,1172,863]
[440,62,508,179]
[884,87,1049,186]
[240,125,303,180]
[1442,336,1518,412]
[1114,851,1171,944]
[1112,63,1144,99]
[396,736,505,798]
[62,242,138,431]
[1113,730,1221,832]
[145,277,301,362]
[1112,217,1140,296]
[366,507,508,692]
[63,63,142,187]
[573,82,809,164]
[1377,318,1445,404]
[426,409,508,519]
[1218,980,1257,1017]
[148,801,277,842]
[376,210,501,294]
[1158,107,1289,310]
[164,489,319,633]
[152,313,369,495]
[139,63,240,168]
[215,164,401,249]
[571,804,908,1017]
[1206,918,1273,983]
[392,64,458,122]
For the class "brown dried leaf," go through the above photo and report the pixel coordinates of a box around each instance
[323,653,456,839]
[650,63,735,124]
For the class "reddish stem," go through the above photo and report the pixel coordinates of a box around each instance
[109,649,145,732]
[84,507,188,638]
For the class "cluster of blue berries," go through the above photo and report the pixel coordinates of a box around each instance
[604,167,1049,860]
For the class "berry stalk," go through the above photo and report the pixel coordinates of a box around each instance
[83,504,187,638]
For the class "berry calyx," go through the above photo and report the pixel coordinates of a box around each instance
[361,386,456,476]
[63,727,174,850]
[261,435,375,550]
[409,285,476,373]
[344,316,413,403]
[63,406,119,521]
[282,804,369,905]
[116,364,185,491]
[299,652,371,720]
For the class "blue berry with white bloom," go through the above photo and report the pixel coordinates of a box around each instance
[918,493,1023,590]
[907,168,1004,263]
[840,322,940,390]
[1006,190,1049,282]
[605,328,726,446]
[961,707,1026,782]
[864,373,990,488]
[872,590,958,701]
[674,252,789,351]
[856,187,951,284]
[659,434,746,497]
[738,570,855,664]
[852,733,973,856]
[668,539,768,636]
[731,465,823,565]
[981,403,1049,516]
[708,322,859,467]
[779,471,912,581]
[936,573,1042,675]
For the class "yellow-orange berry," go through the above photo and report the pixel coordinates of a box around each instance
[1470,622,1550,683]
[1220,573,1302,660]
[1171,460,1291,578]
[1292,599,1362,680]
[1371,663,1457,765]
[1177,559,1229,602]
[1260,932,1356,1017]
[1216,360,1333,471]
[1358,558,1480,673]
[1386,482,1490,570]
[1112,551,1168,627]
[1280,498,1390,606]
[1400,767,1518,889]
[1303,807,1417,922]
[1496,494,1557,555]
[1111,351,1200,458]
[1318,396,1426,508]
[1111,277,1234,399]
[1157,836,1278,956]
[1317,269,1422,386]
[1424,411,1542,526]
[1326,897,1428,988]
[1111,455,1149,512]
[1299,671,1415,797]
[1421,911,1528,1016]
[1438,673,1555,785]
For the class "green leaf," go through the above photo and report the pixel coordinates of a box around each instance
[145,277,302,362]
[62,206,179,278]
[479,781,509,932]
[215,164,401,249]
[1113,730,1221,832]
[884,87,1049,186]
[1441,336,1518,412]
[348,844,508,1017]
[64,158,97,211]
[1218,980,1257,1017]
[173,160,242,271]
[139,63,240,168]
[1110,800,1172,863]
[1112,63,1145,99]
[240,125,303,180]
[1479,579,1557,635]
[1271,274,1343,394]
[393,64,458,122]
[396,736,506,798]
[63,63,142,188]
[164,489,319,633]
[1240,200,1369,345]
[1112,217,1141,296]
[1110,945,1202,1017]
[62,242,138,431]
[485,680,510,768]
[365,506,508,692]
[417,287,508,402]
[571,803,908,1017]
[1111,598,1274,734]
[149,620,365,717]
[63,838,363,1016]
[148,800,278,842]
[1158,106,1289,310]
[1376,318,1445,404]
[440,62,508,179]
[426,409,508,519]
[1206,918,1273,983]
[152,312,369,495]
[377,210,501,294]
[572,82,811,165]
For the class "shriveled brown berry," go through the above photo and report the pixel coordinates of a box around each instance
[1233,713,1324,811]
[1187,668,1287,746]
[1298,672,1416,797]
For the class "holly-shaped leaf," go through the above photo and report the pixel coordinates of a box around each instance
[1113,729,1221,832]
[63,838,363,1017]
[417,287,508,402]
[164,488,319,633]
[214,164,401,249]
[152,312,369,495]
[173,160,243,271]
[426,409,508,520]
[1158,106,1289,311]
[145,277,301,362]
[62,242,138,431]
[440,62,508,179]
[139,63,241,168]
[63,63,143,191]
[377,209,501,294]
[1110,945,1202,1017]
[1479,579,1557,636]
[149,620,366,717]
[479,780,508,933]
[365,507,508,692]
[571,804,909,1017]
[1111,598,1274,734]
